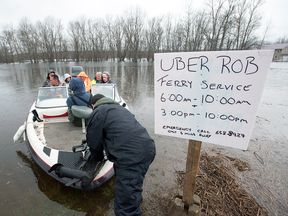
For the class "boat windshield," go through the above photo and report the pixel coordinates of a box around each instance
[91,84,122,103]
[35,86,69,108]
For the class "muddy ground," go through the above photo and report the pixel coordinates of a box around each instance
[141,150,271,216]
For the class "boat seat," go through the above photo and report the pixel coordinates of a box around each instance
[71,106,93,133]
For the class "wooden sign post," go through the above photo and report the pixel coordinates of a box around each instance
[183,140,202,208]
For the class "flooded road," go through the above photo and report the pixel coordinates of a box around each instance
[0,61,287,215]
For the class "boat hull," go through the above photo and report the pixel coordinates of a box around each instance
[25,102,114,190]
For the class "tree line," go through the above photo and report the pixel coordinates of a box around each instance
[0,0,270,64]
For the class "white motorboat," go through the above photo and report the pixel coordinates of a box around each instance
[14,83,129,190]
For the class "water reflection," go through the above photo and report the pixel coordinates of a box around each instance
[16,150,115,215]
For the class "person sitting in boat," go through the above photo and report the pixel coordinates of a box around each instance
[64,73,71,84]
[66,78,92,127]
[42,69,55,87]
[48,74,66,87]
[64,73,73,96]
[86,94,155,216]
[91,72,102,84]
[46,74,66,98]
[76,71,91,92]
[101,71,116,84]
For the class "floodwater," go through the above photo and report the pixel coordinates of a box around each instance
[0,61,287,215]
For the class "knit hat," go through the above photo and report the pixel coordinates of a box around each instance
[91,94,105,105]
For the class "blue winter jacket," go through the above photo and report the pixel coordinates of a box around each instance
[66,78,92,109]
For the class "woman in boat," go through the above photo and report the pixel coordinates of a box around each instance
[42,69,55,87]
[76,71,92,92]
[64,73,71,84]
[64,73,73,96]
[66,78,92,126]
[101,71,116,84]
[91,72,102,84]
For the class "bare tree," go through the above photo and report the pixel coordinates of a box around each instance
[58,37,69,61]
[0,0,270,64]
[182,3,195,51]
[17,17,39,63]
[275,35,288,44]
[145,16,163,61]
[204,0,225,50]
[78,17,89,61]
[68,20,82,62]
[104,15,117,60]
[162,14,174,52]
[217,0,236,50]
[90,18,107,61]
[56,30,69,62]
[123,6,146,62]
[203,0,236,50]
[1,25,17,63]
[114,16,130,61]
[192,11,209,51]
[233,0,264,50]
[0,37,10,63]
[171,22,184,52]
[240,0,264,49]
[36,16,64,62]
[259,19,272,48]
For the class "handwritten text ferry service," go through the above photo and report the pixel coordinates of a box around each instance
[154,50,273,150]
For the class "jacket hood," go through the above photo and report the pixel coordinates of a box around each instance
[77,71,89,78]
[94,97,119,109]
[64,73,71,81]
[69,78,86,94]
[46,70,55,79]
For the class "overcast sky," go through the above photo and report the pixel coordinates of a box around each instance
[0,0,287,42]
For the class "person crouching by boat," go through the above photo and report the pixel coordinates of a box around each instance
[91,72,102,84]
[77,71,91,92]
[86,94,156,216]
[101,71,116,84]
[66,78,92,127]
[42,69,55,87]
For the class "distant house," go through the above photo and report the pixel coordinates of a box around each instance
[260,43,288,62]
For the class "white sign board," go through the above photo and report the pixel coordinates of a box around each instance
[154,50,273,150]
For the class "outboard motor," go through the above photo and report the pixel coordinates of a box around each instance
[48,164,94,189]
[49,139,106,190]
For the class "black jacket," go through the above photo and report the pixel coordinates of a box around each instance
[86,97,156,168]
